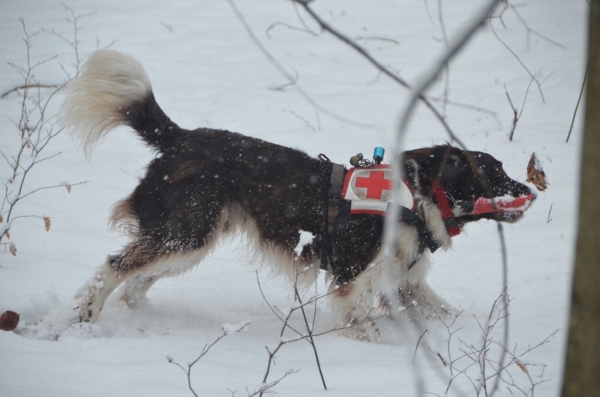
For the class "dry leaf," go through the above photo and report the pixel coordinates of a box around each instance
[65,184,71,193]
[516,361,527,373]
[6,231,10,239]
[526,152,547,192]
[43,217,51,232]
[0,214,3,222]
[0,310,20,331]
[9,242,17,256]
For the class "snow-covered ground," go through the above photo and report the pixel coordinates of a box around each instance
[0,1,586,396]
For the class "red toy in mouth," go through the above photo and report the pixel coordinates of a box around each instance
[472,194,536,215]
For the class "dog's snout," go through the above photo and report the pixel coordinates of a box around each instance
[517,182,535,198]
[493,179,533,199]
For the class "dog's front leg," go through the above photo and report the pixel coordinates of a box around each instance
[398,253,454,320]
[329,265,387,343]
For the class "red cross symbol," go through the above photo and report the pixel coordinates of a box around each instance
[355,171,392,199]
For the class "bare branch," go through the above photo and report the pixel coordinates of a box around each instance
[413,329,429,363]
[1,84,62,99]
[490,18,545,103]
[8,180,88,212]
[226,0,377,129]
[266,22,317,38]
[566,67,587,142]
[292,0,467,147]
[508,3,566,50]
[353,36,399,45]
[169,322,250,397]
[269,68,298,91]
[282,109,316,131]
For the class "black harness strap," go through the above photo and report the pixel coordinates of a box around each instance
[320,162,346,270]
[390,204,441,253]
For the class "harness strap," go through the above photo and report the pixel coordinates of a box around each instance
[320,163,347,270]
[392,204,441,253]
[432,182,461,237]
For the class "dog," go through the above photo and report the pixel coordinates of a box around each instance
[61,50,534,341]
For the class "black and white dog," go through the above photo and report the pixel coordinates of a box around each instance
[62,50,534,341]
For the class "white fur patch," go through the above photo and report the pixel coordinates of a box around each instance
[60,50,152,156]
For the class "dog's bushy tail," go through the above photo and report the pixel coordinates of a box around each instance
[61,50,181,155]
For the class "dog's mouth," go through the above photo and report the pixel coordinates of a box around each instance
[453,194,534,223]
[472,194,535,216]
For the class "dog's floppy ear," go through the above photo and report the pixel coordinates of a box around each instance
[405,159,421,189]
[437,149,466,187]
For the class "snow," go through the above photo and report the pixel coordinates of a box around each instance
[221,320,251,334]
[0,1,586,396]
[294,230,315,258]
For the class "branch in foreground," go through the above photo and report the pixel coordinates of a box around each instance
[382,3,513,396]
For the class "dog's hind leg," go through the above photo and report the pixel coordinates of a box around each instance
[75,238,166,323]
[118,274,159,308]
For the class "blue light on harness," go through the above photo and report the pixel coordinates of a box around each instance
[373,147,385,164]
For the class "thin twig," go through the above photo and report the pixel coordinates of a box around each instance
[566,67,587,142]
[266,22,317,38]
[506,74,536,141]
[1,84,62,99]
[282,109,316,131]
[354,36,399,45]
[505,85,519,141]
[226,0,377,129]
[489,18,545,103]
[270,68,298,91]
[169,323,250,397]
[413,329,429,363]
[292,0,467,148]
[291,0,312,32]
[508,3,566,51]
[294,285,327,390]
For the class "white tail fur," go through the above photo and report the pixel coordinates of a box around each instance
[60,50,152,156]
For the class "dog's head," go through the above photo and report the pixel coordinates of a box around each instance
[404,145,534,225]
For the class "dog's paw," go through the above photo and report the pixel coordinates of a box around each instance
[74,293,95,323]
[74,281,103,323]
[398,283,454,320]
